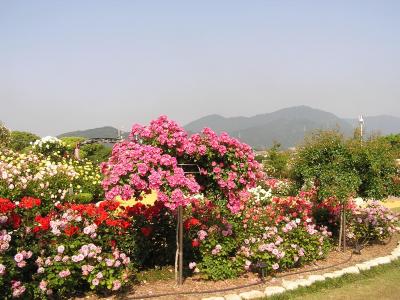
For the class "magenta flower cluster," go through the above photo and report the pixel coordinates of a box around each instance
[101,116,262,212]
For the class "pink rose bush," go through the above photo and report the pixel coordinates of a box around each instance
[101,116,262,213]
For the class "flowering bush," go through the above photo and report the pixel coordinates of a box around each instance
[184,189,331,280]
[121,201,177,267]
[32,136,68,160]
[0,197,135,299]
[346,200,400,245]
[262,178,295,196]
[101,141,200,210]
[102,116,262,213]
[0,149,103,210]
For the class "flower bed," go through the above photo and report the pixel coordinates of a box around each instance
[1,118,399,299]
[0,197,134,299]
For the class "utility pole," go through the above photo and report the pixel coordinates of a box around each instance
[358,115,364,144]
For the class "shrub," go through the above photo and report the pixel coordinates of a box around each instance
[185,189,332,280]
[262,143,291,179]
[102,116,262,213]
[32,136,68,160]
[346,200,400,246]
[0,149,103,210]
[0,197,135,299]
[9,131,40,152]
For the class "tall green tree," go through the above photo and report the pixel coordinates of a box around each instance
[292,130,360,202]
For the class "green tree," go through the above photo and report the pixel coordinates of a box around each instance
[292,130,360,202]
[380,134,400,157]
[262,142,291,178]
[9,131,40,152]
[348,136,397,199]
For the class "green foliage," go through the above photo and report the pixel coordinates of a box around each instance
[380,134,400,157]
[81,143,112,163]
[60,136,85,151]
[292,130,360,203]
[262,143,291,178]
[70,192,93,203]
[9,131,40,152]
[348,137,397,199]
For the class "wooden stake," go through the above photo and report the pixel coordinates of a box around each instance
[178,205,183,285]
[338,203,343,250]
[343,204,346,252]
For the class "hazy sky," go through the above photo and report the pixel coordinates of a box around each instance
[1,1,399,136]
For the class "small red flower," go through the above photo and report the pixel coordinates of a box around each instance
[34,215,51,232]
[99,200,120,211]
[184,217,201,230]
[10,213,21,229]
[0,198,15,213]
[140,226,153,237]
[64,225,79,236]
[191,239,200,247]
[19,197,41,209]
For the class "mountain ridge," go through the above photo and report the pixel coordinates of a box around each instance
[58,106,400,149]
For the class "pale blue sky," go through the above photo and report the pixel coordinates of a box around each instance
[1,1,399,136]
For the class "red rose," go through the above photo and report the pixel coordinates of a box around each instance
[10,213,21,229]
[19,197,41,209]
[191,239,200,247]
[64,225,79,236]
[140,226,152,237]
[34,215,51,231]
[184,217,201,230]
[0,198,15,213]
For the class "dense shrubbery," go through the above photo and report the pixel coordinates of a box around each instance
[0,149,103,210]
[184,187,331,280]
[0,197,134,299]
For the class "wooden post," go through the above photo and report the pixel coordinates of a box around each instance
[178,205,183,285]
[343,204,346,252]
[338,202,343,250]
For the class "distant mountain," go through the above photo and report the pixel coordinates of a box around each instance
[185,106,355,149]
[57,106,400,149]
[58,126,128,139]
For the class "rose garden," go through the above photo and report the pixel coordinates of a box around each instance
[0,117,399,299]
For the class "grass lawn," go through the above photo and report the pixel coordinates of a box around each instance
[269,253,400,300]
